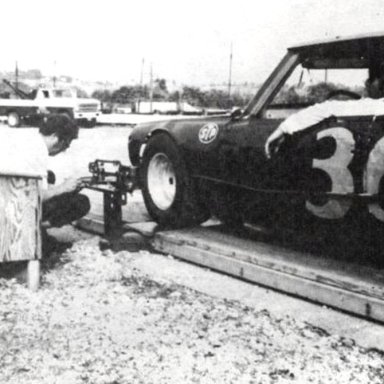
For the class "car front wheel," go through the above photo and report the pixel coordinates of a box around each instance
[141,134,209,228]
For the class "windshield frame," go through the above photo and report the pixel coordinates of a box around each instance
[243,51,300,118]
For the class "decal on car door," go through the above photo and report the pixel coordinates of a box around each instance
[306,127,354,219]
[307,126,384,222]
[199,123,219,144]
[365,136,384,221]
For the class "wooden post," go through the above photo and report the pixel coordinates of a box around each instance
[28,260,40,291]
[0,174,42,290]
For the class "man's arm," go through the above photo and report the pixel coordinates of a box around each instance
[42,177,86,202]
[265,101,334,158]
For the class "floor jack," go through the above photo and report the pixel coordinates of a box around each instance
[84,159,140,250]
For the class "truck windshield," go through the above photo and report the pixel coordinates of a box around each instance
[52,89,74,98]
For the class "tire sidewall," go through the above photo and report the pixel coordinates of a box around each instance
[141,134,188,226]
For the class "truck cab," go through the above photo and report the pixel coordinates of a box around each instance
[34,88,101,127]
[35,88,76,99]
[0,82,101,128]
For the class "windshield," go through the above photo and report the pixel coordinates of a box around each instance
[262,60,369,120]
[51,89,74,98]
[246,39,384,118]
[273,65,367,105]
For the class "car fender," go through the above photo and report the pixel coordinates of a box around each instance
[128,116,231,172]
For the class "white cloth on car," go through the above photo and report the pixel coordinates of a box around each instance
[278,98,384,134]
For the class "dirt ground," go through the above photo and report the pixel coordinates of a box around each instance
[1,226,384,384]
[1,125,384,383]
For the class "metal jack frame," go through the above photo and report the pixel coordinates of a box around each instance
[84,160,139,238]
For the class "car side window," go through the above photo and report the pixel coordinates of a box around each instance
[264,65,368,120]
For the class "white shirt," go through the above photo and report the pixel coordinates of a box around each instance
[278,98,384,134]
[0,128,48,183]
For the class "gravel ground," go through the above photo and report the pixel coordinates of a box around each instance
[0,231,384,384]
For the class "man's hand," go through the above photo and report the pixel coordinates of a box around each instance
[43,177,88,202]
[265,127,285,159]
[59,177,86,194]
[264,137,274,159]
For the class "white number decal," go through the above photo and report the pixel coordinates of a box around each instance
[365,136,384,221]
[306,127,355,219]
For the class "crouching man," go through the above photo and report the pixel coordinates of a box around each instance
[38,115,90,227]
[0,114,90,229]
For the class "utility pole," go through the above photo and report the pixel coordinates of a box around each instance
[15,61,19,91]
[137,58,145,112]
[140,58,145,87]
[149,63,153,113]
[53,60,57,87]
[228,42,233,108]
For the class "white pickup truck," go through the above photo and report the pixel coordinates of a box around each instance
[0,84,101,127]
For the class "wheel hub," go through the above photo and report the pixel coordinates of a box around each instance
[147,152,176,210]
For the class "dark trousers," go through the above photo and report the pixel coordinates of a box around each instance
[43,192,90,227]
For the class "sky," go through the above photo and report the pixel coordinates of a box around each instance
[1,0,384,88]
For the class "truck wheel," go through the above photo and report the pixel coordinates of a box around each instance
[80,119,97,128]
[59,112,72,120]
[87,119,97,128]
[7,112,21,127]
[141,134,209,228]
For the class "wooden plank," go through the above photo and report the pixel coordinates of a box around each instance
[76,193,151,235]
[76,214,105,235]
[155,227,384,298]
[152,228,384,323]
[125,221,158,237]
[75,212,152,236]
[0,176,41,262]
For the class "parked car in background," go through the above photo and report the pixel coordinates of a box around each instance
[134,101,202,115]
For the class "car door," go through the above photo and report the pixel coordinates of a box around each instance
[217,116,298,192]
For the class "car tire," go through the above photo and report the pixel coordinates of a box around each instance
[7,112,21,127]
[141,134,209,228]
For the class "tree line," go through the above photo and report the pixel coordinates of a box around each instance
[92,78,365,112]
[91,79,252,110]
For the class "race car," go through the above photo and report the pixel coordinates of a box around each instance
[128,32,384,231]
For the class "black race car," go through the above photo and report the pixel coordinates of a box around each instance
[128,32,384,232]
